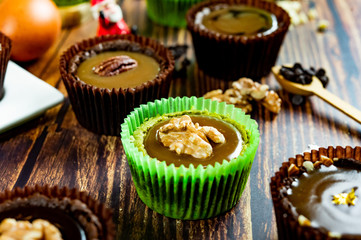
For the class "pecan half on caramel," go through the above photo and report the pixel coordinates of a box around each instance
[93,55,138,76]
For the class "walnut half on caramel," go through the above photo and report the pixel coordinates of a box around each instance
[157,115,225,159]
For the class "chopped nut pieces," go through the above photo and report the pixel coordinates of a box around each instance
[332,187,358,206]
[0,218,63,240]
[288,163,300,176]
[317,19,329,32]
[302,161,315,172]
[157,115,225,159]
[320,155,333,167]
[288,157,338,177]
[203,78,282,114]
[93,55,138,76]
[298,215,311,226]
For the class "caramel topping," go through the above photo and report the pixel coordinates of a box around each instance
[144,115,244,168]
[157,115,225,159]
[288,165,361,235]
[77,51,159,89]
[332,188,358,206]
[200,5,276,36]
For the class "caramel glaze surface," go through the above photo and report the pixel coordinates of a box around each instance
[76,51,160,89]
[144,115,244,168]
[288,165,361,235]
[201,6,276,36]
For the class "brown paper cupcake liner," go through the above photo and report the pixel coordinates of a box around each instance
[0,184,115,240]
[59,34,174,136]
[0,32,12,101]
[270,146,361,240]
[186,0,290,81]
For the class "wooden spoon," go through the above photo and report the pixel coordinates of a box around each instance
[272,65,361,124]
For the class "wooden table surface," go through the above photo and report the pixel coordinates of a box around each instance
[1,0,361,239]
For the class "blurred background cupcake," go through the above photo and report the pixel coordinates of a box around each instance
[271,146,361,240]
[186,0,290,81]
[59,34,174,136]
[0,185,115,239]
[121,96,260,219]
[0,32,11,101]
[53,0,92,28]
[146,0,205,27]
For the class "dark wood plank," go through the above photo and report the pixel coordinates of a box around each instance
[0,0,361,239]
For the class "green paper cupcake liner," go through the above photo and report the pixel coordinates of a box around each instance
[121,96,259,220]
[146,0,205,27]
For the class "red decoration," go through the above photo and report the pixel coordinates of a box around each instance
[91,0,130,36]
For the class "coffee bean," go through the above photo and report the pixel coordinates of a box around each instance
[291,95,306,105]
[298,75,307,84]
[280,67,295,80]
[316,68,326,77]
[280,64,329,89]
[319,75,329,87]
[294,68,303,76]
[304,69,315,76]
[304,75,312,84]
[293,62,303,71]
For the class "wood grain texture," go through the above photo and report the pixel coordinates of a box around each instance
[0,0,360,239]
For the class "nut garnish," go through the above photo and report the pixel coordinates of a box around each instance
[288,163,300,176]
[157,115,225,159]
[0,218,63,240]
[302,161,315,172]
[320,155,333,167]
[313,161,322,169]
[203,78,281,113]
[332,187,358,206]
[93,55,138,76]
[298,215,311,226]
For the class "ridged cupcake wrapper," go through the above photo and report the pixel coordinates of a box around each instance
[270,146,361,240]
[121,96,260,219]
[186,0,291,81]
[146,0,205,27]
[0,32,12,100]
[0,184,115,240]
[59,34,174,136]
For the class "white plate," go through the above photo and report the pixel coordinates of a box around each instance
[0,61,64,134]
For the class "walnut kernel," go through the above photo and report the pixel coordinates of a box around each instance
[158,115,225,159]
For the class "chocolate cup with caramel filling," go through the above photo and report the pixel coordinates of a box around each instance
[121,97,260,220]
[186,0,290,81]
[59,34,174,136]
[270,146,361,240]
[0,185,115,240]
[0,32,12,101]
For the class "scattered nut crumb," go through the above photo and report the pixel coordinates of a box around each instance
[317,19,329,32]
[288,163,300,176]
[313,161,322,169]
[298,215,311,226]
[328,231,342,238]
[302,161,315,172]
[307,8,318,20]
[158,115,226,159]
[203,78,282,114]
[277,1,305,26]
[320,155,333,167]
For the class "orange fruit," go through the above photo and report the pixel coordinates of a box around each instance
[0,0,61,62]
